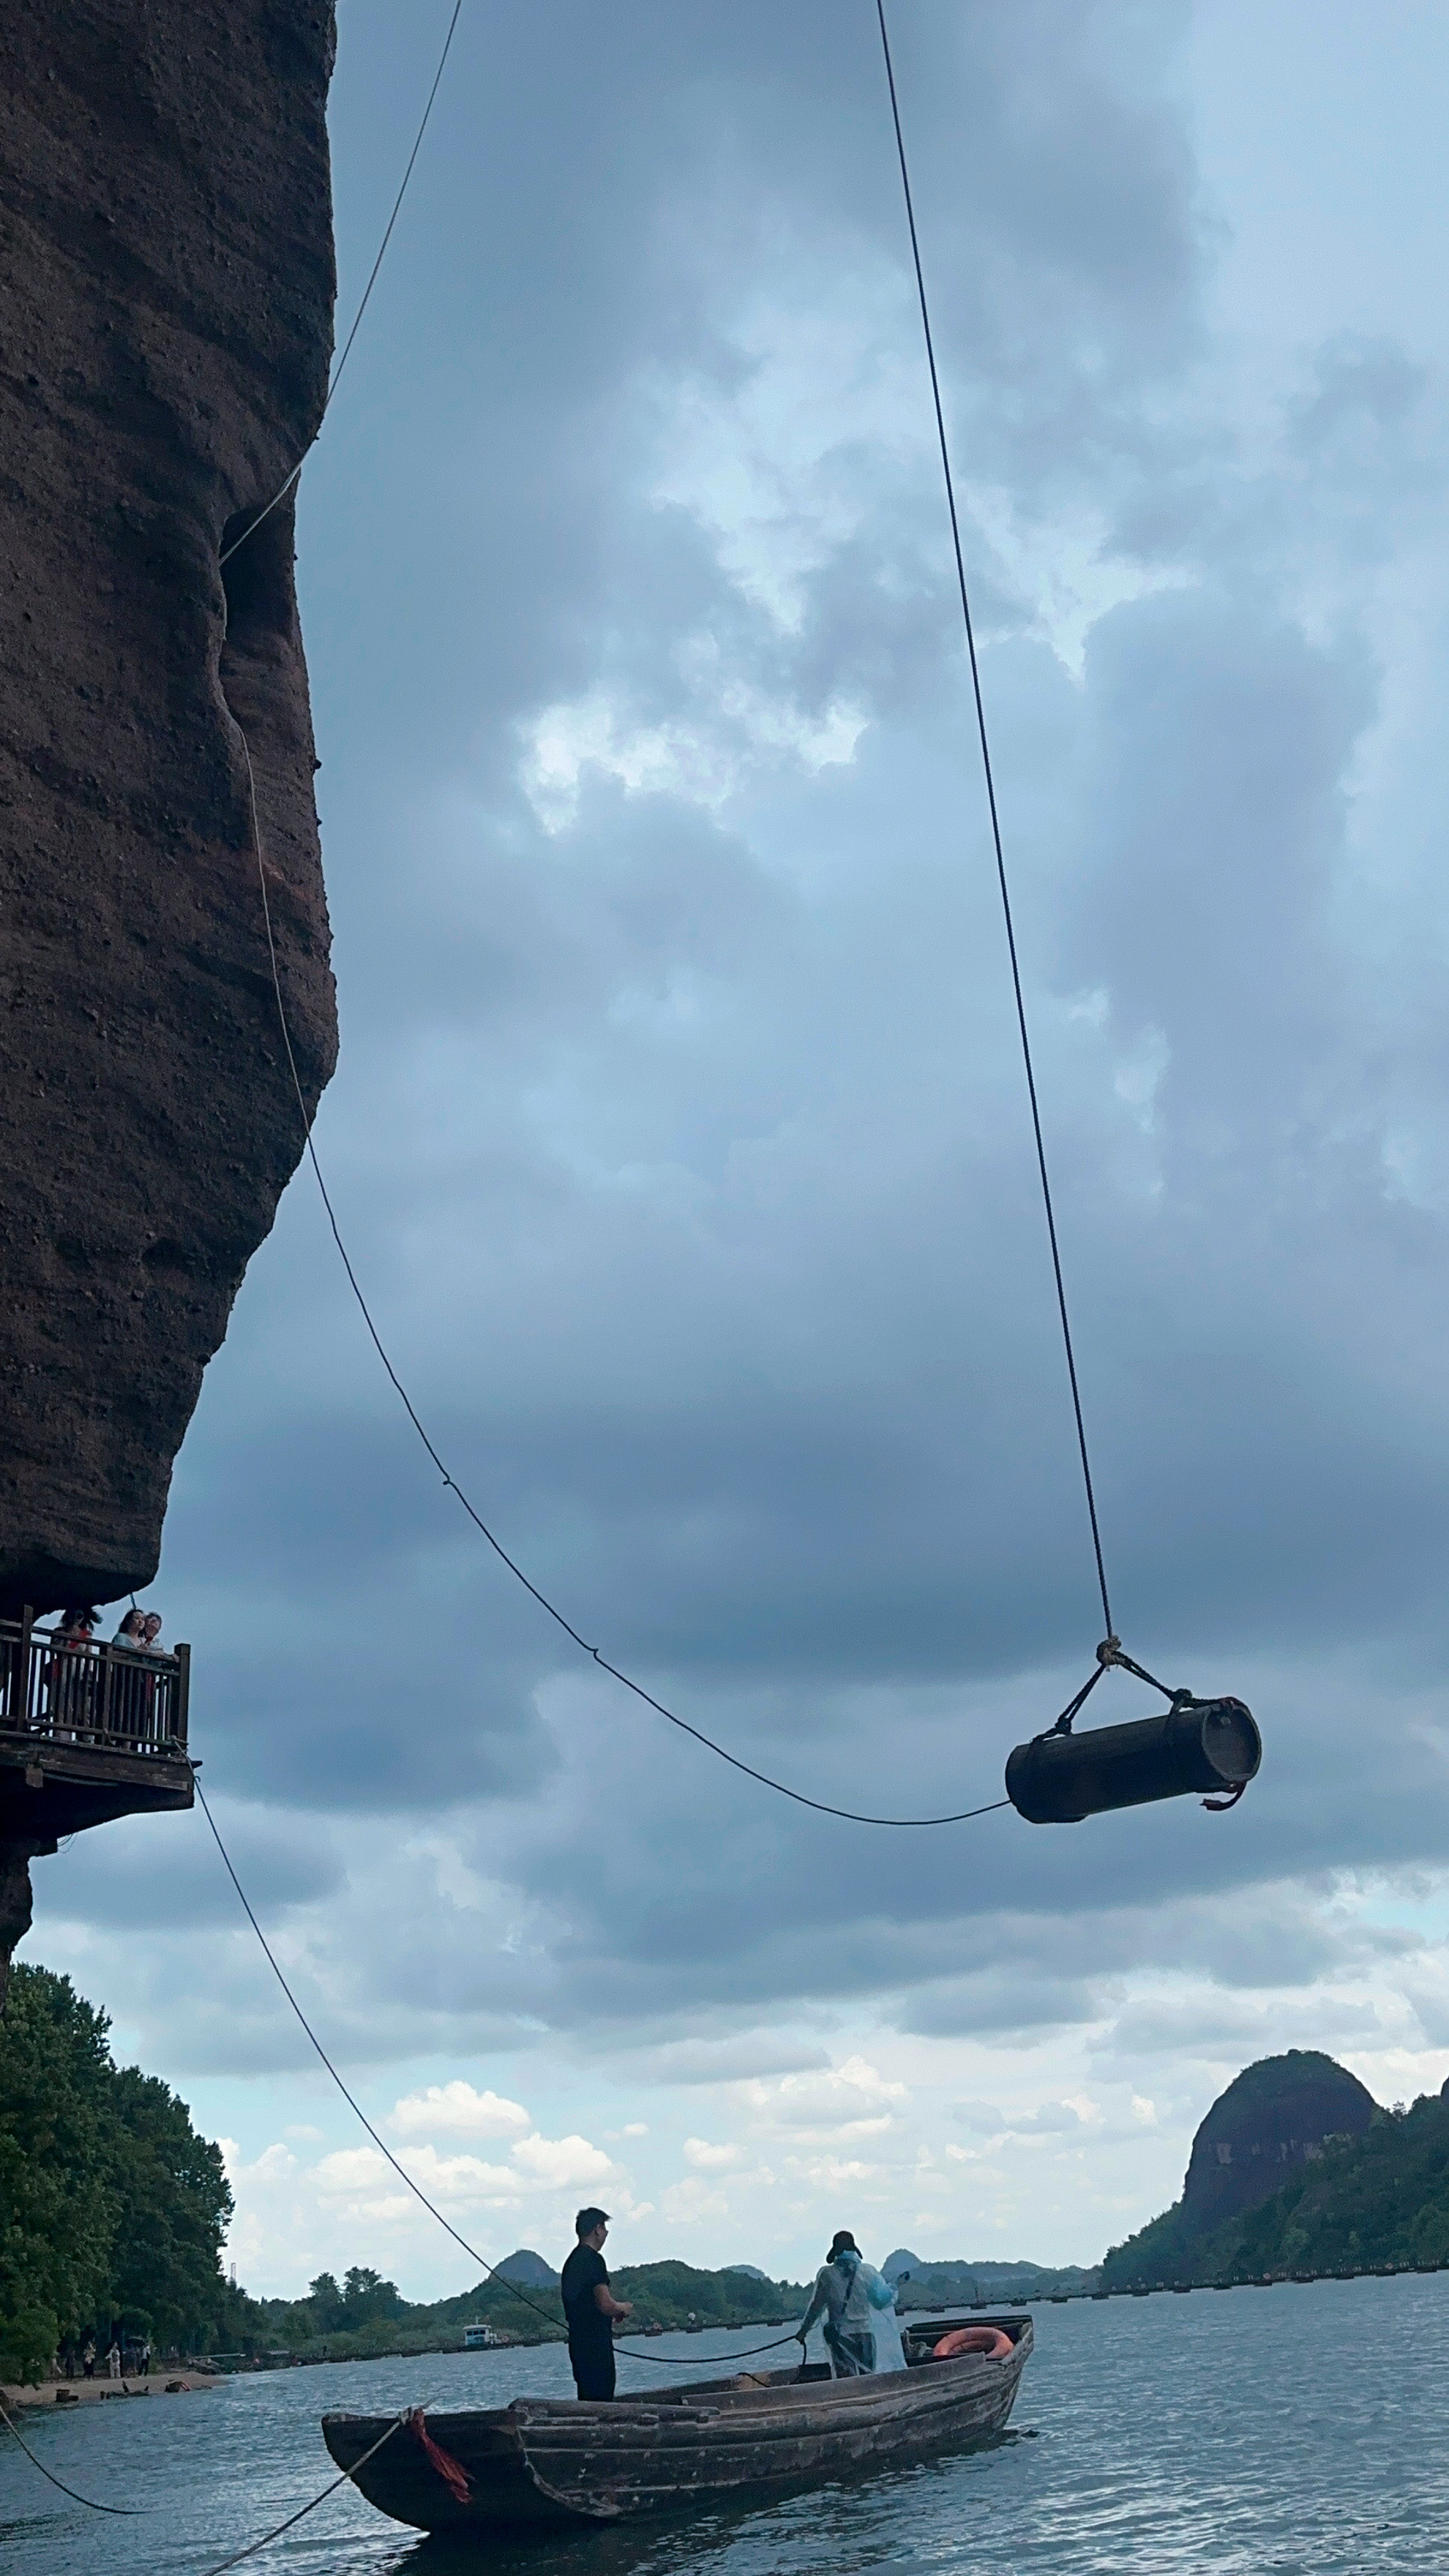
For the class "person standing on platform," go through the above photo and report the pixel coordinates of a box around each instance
[561,2207,632,2400]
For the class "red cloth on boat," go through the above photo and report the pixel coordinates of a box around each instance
[406,2408,472,2502]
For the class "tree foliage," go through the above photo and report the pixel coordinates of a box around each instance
[0,1963,235,2368]
[244,2257,807,2364]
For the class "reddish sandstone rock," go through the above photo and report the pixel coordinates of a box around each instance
[1181,2048,1377,2231]
[0,4,339,1614]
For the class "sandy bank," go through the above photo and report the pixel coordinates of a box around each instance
[1,2370,221,2414]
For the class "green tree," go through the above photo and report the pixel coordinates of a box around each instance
[105,2064,234,2350]
[0,1963,238,2364]
[342,2265,405,2326]
[307,2270,347,2331]
[0,1968,116,2345]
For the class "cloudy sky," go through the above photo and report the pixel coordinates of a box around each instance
[34,0,1449,2298]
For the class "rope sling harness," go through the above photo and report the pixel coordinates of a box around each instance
[875,1,1259,1822]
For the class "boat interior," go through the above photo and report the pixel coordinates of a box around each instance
[541,2313,1032,2410]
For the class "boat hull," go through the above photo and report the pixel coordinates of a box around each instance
[322,2314,1031,2534]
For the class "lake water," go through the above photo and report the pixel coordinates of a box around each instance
[9,2273,1449,2576]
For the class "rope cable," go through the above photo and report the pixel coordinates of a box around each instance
[239,741,1007,1835]
[875,0,1114,1641]
[0,2395,145,2515]
[219,1,464,569]
[190,2415,405,2576]
[214,0,1011,1833]
[193,1774,797,2366]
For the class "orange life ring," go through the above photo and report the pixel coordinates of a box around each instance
[932,2326,1013,2362]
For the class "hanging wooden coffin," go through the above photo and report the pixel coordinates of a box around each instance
[1006,1696,1260,1824]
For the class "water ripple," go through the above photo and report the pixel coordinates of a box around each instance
[8,2275,1449,2575]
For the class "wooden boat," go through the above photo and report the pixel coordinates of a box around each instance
[322,2310,1031,2534]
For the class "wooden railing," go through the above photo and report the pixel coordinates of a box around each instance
[0,1613,190,1759]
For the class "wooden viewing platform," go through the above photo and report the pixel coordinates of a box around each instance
[0,1611,192,1843]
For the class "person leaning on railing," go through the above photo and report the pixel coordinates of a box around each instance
[48,1605,100,1740]
[111,1607,174,1743]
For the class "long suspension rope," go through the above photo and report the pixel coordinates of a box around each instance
[193,1773,796,2367]
[215,0,1011,1829]
[241,747,1006,1832]
[0,2397,144,2515]
[220,0,463,569]
[875,0,1114,1643]
[191,2416,405,2576]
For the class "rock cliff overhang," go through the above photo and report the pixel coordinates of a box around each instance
[0,3,341,1615]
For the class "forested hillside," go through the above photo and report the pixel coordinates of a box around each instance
[245,2255,806,2363]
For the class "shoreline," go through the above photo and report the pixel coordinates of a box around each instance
[1,2369,221,2414]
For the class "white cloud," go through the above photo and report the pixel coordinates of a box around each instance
[744,2054,909,2143]
[509,2133,615,2190]
[315,2147,397,2197]
[389,2146,523,2201]
[683,2136,741,2169]
[954,2101,1007,2136]
[389,2081,531,2141]
[786,2154,879,2190]
[230,2141,297,2186]
[520,671,866,833]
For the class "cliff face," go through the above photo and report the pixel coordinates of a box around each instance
[0,4,340,1616]
[1180,2049,1377,2231]
[1101,2050,1379,2288]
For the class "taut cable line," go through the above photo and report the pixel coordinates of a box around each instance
[190,2416,405,2576]
[219,0,464,569]
[875,0,1114,1643]
[219,0,1008,1831]
[239,739,1007,1835]
[194,1770,798,2367]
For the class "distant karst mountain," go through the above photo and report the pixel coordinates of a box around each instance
[881,2248,1098,2304]
[1176,2086,1449,2279]
[494,2248,560,2288]
[1102,2051,1379,2288]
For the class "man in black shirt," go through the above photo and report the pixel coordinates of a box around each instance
[561,2206,632,2400]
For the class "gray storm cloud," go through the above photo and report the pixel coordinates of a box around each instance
[34,0,1449,2097]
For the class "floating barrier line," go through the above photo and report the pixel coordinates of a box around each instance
[925,2260,1449,2309]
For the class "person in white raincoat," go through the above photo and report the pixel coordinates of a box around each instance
[796,2231,896,2374]
[859,2257,905,2370]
